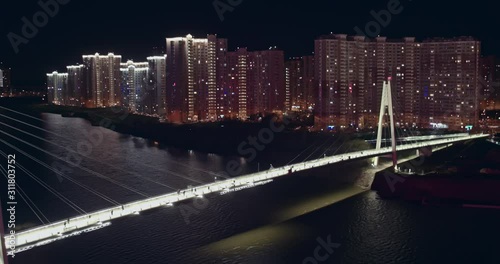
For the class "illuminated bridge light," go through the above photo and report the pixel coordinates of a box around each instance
[5,134,488,254]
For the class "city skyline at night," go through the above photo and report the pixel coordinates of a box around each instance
[44,33,487,130]
[1,1,500,263]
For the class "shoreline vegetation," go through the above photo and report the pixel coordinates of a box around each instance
[0,97,374,157]
[31,104,323,156]
[3,97,457,158]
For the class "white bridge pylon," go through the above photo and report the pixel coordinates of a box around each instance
[374,77,397,167]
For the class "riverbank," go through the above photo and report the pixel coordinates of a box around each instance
[2,100,370,157]
[30,104,322,156]
[372,140,500,205]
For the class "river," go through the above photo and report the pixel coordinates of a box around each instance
[1,110,499,264]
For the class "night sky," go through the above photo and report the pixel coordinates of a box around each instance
[1,0,499,87]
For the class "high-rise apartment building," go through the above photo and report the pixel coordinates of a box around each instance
[420,37,480,129]
[207,35,226,121]
[493,62,500,109]
[315,35,421,128]
[247,48,286,115]
[285,58,300,111]
[316,35,367,128]
[214,38,229,119]
[166,34,227,122]
[120,60,149,113]
[147,55,168,117]
[165,36,190,122]
[302,56,315,111]
[285,56,315,111]
[46,71,68,105]
[192,37,210,121]
[223,47,249,119]
[49,53,166,117]
[479,55,500,110]
[222,47,286,119]
[66,65,85,106]
[315,34,480,130]
[0,63,11,96]
[82,53,122,108]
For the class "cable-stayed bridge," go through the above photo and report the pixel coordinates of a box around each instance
[0,79,490,259]
[5,133,488,255]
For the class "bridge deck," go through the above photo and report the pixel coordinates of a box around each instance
[5,134,489,254]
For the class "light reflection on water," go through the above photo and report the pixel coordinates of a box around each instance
[1,112,499,264]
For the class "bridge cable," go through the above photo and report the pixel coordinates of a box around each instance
[0,144,120,208]
[286,138,323,165]
[391,91,419,148]
[0,147,121,208]
[0,109,229,181]
[0,120,193,189]
[0,106,230,178]
[301,135,336,162]
[0,165,50,224]
[0,130,150,198]
[0,148,88,215]
[318,132,352,159]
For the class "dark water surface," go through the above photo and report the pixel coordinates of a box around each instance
[1,112,499,264]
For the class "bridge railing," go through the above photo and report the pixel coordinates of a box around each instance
[5,133,489,251]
